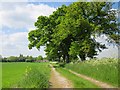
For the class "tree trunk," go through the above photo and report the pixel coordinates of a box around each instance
[66,54,70,63]
[79,54,86,61]
[58,56,60,62]
[63,55,65,63]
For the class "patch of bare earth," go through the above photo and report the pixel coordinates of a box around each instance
[49,65,72,88]
[68,69,117,88]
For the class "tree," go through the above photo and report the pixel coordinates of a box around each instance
[18,54,25,62]
[25,55,34,62]
[0,55,2,62]
[2,57,7,62]
[36,55,43,60]
[7,56,18,62]
[28,2,119,63]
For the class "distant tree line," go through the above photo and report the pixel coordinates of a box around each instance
[0,54,44,62]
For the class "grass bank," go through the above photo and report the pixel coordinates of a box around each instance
[65,58,118,87]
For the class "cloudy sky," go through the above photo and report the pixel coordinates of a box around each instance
[0,1,119,58]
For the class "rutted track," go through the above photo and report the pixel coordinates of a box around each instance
[67,69,116,88]
[49,65,72,88]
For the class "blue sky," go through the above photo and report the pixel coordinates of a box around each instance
[0,1,119,58]
[28,2,72,8]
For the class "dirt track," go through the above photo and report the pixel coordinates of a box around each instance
[49,65,72,88]
[49,65,117,89]
[68,69,116,88]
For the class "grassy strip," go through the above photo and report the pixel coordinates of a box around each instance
[65,58,118,87]
[56,67,99,88]
[0,62,2,89]
[2,62,50,88]
[16,67,49,88]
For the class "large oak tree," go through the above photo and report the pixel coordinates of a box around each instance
[28,2,119,63]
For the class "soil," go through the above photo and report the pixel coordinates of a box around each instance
[49,65,73,88]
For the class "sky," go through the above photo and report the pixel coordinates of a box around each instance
[0,1,119,58]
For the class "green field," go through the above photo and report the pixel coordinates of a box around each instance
[2,58,118,88]
[65,58,118,87]
[2,62,50,88]
[0,62,2,89]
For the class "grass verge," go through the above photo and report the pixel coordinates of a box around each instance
[65,58,118,87]
[16,67,49,88]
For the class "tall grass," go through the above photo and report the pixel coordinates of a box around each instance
[2,62,50,88]
[65,58,118,87]
[17,67,49,88]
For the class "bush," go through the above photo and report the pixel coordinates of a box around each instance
[59,63,65,67]
[25,59,33,62]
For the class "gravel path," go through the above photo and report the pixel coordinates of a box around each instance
[49,65,72,88]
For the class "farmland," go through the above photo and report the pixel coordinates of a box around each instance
[1,58,119,88]
[2,62,50,88]
[1,1,119,89]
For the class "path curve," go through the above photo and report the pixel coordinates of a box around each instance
[49,65,72,88]
[67,69,116,88]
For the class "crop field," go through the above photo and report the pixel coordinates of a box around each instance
[65,58,118,87]
[2,62,50,88]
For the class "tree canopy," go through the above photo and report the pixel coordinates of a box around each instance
[28,2,119,63]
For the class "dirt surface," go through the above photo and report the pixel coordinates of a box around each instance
[67,69,116,88]
[49,65,73,88]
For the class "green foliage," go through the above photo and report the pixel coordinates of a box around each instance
[7,56,18,62]
[65,58,118,86]
[18,54,25,62]
[28,2,119,62]
[0,55,2,62]
[25,56,34,62]
[36,55,43,60]
[2,63,50,88]
[1,55,37,62]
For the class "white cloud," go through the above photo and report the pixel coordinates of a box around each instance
[0,2,56,57]
[0,0,76,2]
[0,2,56,29]
[0,32,46,57]
[95,35,118,58]
[97,45,118,58]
